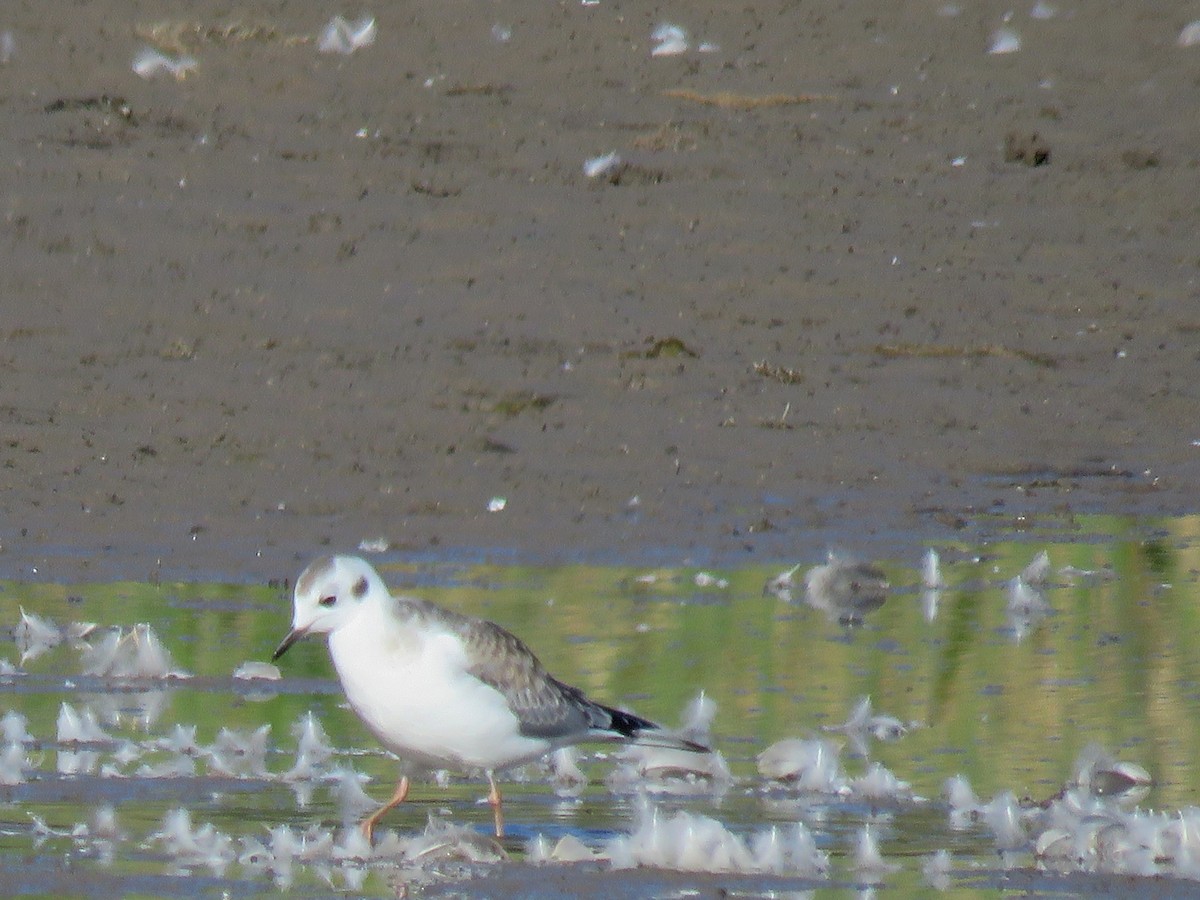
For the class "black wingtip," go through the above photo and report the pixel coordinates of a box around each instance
[605,706,656,739]
[607,706,711,753]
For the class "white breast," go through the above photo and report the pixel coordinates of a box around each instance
[327,601,551,772]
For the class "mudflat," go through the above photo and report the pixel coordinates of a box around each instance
[2,3,1198,581]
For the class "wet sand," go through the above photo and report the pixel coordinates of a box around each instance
[2,2,1198,585]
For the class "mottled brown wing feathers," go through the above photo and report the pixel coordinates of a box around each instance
[401,597,680,744]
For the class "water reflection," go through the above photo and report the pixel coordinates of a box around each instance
[0,517,1196,894]
[785,551,891,624]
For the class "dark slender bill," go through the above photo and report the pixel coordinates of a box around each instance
[272,626,307,661]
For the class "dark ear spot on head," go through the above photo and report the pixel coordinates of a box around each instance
[352,576,369,598]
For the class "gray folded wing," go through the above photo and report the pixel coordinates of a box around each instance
[431,603,611,740]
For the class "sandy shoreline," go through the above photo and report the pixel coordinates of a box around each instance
[1,3,1198,583]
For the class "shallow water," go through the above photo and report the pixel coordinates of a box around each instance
[2,515,1200,896]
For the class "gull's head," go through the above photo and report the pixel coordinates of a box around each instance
[272,555,388,661]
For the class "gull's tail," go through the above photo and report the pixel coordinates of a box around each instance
[602,704,710,754]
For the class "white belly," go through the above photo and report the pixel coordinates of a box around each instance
[328,614,550,772]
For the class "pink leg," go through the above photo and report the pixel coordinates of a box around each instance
[361,775,410,844]
[487,772,504,838]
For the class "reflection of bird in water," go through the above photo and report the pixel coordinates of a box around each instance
[1045,743,1153,807]
[757,737,846,793]
[947,742,1158,870]
[765,553,890,623]
[1021,549,1052,586]
[763,563,804,605]
[1004,574,1051,642]
[1004,550,1058,641]
[804,552,890,623]
[922,548,945,588]
[919,548,946,622]
[272,555,707,840]
[822,695,912,756]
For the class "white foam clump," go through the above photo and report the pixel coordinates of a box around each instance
[1021,549,1052,585]
[331,825,374,863]
[0,741,30,785]
[58,746,100,777]
[137,754,197,779]
[923,848,953,889]
[0,710,32,744]
[757,737,847,794]
[747,822,827,876]
[244,825,316,890]
[204,724,271,777]
[155,723,200,756]
[236,835,274,873]
[610,745,733,795]
[548,746,587,794]
[296,827,335,862]
[56,702,114,743]
[1032,788,1167,875]
[68,621,99,642]
[81,624,190,679]
[246,817,506,877]
[151,807,236,874]
[650,23,688,57]
[233,661,281,681]
[267,823,305,863]
[105,740,144,771]
[14,610,99,666]
[527,833,600,864]
[90,805,123,841]
[607,809,827,876]
[850,762,916,802]
[1180,21,1200,46]
[945,773,982,828]
[29,814,74,842]
[854,826,900,875]
[609,692,729,793]
[132,47,198,80]
[283,712,335,781]
[317,15,376,55]
[1001,746,1200,880]
[824,695,910,755]
[679,690,717,745]
[981,790,1027,850]
[583,152,621,179]
[15,607,63,664]
[405,817,507,864]
[987,27,1021,55]
[328,765,377,824]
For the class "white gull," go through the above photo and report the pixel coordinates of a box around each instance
[273,555,706,840]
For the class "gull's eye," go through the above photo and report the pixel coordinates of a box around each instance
[318,595,337,608]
